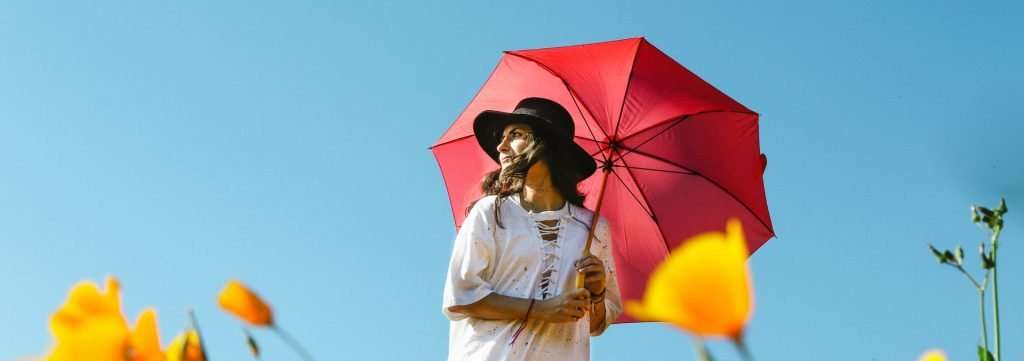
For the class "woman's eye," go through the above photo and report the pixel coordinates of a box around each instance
[502,130,527,142]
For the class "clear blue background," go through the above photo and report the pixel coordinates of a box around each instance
[2,1,1022,360]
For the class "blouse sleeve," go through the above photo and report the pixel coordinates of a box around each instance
[590,217,622,336]
[441,198,497,321]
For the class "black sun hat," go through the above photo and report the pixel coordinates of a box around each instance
[473,97,597,181]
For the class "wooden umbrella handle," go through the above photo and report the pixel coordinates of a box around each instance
[576,166,612,289]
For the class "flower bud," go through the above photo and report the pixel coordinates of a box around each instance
[995,198,1008,216]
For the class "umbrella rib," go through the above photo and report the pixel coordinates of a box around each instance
[430,134,478,149]
[583,140,613,158]
[611,39,644,141]
[608,168,657,219]
[610,110,753,163]
[611,115,689,163]
[618,110,757,145]
[623,148,776,236]
[614,152,673,254]
[608,109,759,166]
[567,82,610,164]
[612,164,697,175]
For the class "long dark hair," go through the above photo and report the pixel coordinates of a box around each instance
[472,124,587,229]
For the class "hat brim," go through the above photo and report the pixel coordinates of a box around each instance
[473,110,597,182]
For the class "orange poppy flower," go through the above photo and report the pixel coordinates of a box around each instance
[217,280,274,326]
[625,219,754,340]
[46,277,164,361]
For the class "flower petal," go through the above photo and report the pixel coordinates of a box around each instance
[130,309,164,361]
[46,277,131,361]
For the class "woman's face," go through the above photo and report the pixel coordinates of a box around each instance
[497,123,533,169]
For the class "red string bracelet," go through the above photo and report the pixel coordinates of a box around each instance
[509,298,535,345]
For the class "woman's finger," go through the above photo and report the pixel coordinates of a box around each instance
[570,288,591,300]
[577,254,598,265]
[578,264,604,275]
[569,305,585,318]
[574,256,599,268]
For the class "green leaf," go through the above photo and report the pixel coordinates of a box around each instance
[955,246,965,265]
[978,345,995,361]
[929,244,945,262]
[982,251,996,270]
[995,198,1007,216]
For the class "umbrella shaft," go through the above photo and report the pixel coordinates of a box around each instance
[577,167,612,290]
[582,167,612,255]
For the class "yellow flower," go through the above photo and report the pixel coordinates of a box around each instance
[918,349,947,361]
[166,330,205,361]
[625,219,754,340]
[46,277,164,361]
[218,280,274,326]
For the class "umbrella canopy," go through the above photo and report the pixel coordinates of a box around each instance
[431,37,773,323]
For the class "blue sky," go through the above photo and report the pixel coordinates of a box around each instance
[1,1,1022,360]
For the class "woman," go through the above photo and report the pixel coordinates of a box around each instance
[442,97,622,361]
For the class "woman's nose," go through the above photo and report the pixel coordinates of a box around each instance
[497,137,510,153]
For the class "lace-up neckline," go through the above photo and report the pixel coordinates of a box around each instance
[510,194,571,300]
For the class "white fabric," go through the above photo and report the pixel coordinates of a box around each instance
[442,194,623,361]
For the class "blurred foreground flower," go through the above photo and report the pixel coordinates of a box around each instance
[625,219,754,360]
[218,280,313,361]
[166,330,205,361]
[918,349,947,361]
[130,310,165,361]
[34,277,312,361]
[218,280,273,326]
[626,218,753,338]
[45,277,164,361]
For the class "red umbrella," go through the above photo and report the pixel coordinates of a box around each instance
[431,37,774,323]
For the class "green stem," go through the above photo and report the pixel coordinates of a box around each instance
[693,337,709,361]
[272,324,314,361]
[991,225,1002,361]
[243,327,261,361]
[187,309,210,361]
[732,337,754,361]
[979,287,990,354]
[954,265,983,290]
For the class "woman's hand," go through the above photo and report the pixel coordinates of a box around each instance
[534,288,591,323]
[575,255,607,298]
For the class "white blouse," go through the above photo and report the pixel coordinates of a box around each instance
[442,194,623,361]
